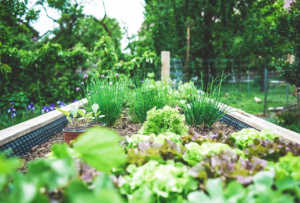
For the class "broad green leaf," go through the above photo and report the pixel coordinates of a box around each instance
[92,104,99,114]
[77,109,85,117]
[70,105,78,116]
[96,111,102,117]
[86,112,93,117]
[55,107,70,116]
[78,117,86,121]
[98,115,105,118]
[74,127,126,172]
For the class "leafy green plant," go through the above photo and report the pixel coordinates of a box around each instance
[55,105,83,128]
[120,160,198,202]
[0,127,126,203]
[183,142,244,166]
[138,106,188,136]
[181,75,232,128]
[82,74,127,126]
[187,171,298,203]
[130,78,179,124]
[178,81,198,98]
[231,129,278,149]
[126,132,182,149]
[273,153,300,180]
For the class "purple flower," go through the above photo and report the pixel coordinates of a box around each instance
[116,73,119,77]
[88,93,90,96]
[72,99,79,103]
[109,82,113,85]
[101,75,105,78]
[84,74,88,78]
[27,104,35,111]
[76,87,80,91]
[190,93,192,96]
[49,104,55,111]
[32,36,37,42]
[41,106,50,114]
[10,101,15,106]
[58,102,66,108]
[81,82,84,85]
[11,113,16,118]
[7,107,13,113]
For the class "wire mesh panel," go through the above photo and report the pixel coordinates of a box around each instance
[0,117,68,157]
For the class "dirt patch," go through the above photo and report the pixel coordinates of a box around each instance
[193,121,237,136]
[19,132,65,173]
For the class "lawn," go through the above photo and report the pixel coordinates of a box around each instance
[220,81,298,115]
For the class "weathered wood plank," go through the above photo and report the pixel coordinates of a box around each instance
[0,99,87,146]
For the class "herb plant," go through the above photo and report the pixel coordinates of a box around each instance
[83,74,127,126]
[130,78,179,124]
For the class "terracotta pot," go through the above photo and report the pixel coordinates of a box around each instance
[63,126,86,144]
[87,121,106,128]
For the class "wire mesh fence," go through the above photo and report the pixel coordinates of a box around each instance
[169,58,299,115]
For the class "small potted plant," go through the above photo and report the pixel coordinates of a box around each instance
[87,104,106,127]
[55,105,86,144]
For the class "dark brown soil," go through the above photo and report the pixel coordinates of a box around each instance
[193,121,237,136]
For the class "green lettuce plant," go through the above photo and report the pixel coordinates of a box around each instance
[183,142,244,166]
[138,106,188,136]
[231,129,278,149]
[120,160,198,202]
[273,153,300,180]
[126,132,182,149]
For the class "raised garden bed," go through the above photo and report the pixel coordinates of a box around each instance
[1,76,300,203]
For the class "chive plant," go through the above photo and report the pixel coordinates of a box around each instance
[82,74,127,126]
[131,78,180,124]
[182,74,232,128]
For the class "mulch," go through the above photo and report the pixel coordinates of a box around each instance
[19,115,236,172]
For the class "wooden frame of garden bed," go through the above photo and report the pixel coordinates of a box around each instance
[0,99,87,146]
[0,98,299,148]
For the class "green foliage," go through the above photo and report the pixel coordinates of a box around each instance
[130,79,178,124]
[183,142,244,166]
[126,132,182,149]
[187,171,299,203]
[83,74,127,126]
[0,127,126,203]
[74,127,126,173]
[275,111,300,133]
[276,2,300,87]
[137,0,287,75]
[181,76,231,128]
[274,153,300,180]
[231,129,278,149]
[120,160,198,203]
[178,82,198,98]
[139,106,188,136]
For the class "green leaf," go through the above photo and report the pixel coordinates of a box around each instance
[92,104,99,114]
[55,107,70,116]
[77,109,85,117]
[74,127,126,172]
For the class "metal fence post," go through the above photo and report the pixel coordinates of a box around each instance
[264,68,268,115]
[286,83,289,103]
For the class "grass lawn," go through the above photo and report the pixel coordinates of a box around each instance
[220,81,299,115]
